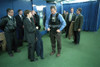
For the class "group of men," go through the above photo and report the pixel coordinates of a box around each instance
[63,8,83,44]
[0,5,83,62]
[0,8,41,62]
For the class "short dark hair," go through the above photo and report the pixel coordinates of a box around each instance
[6,8,13,13]
[50,6,57,10]
[77,8,82,13]
[24,10,31,17]
[18,9,22,13]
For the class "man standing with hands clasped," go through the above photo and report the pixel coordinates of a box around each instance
[45,6,66,57]
[73,8,83,45]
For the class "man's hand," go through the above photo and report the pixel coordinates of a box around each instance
[72,21,75,23]
[22,25,24,28]
[36,26,39,29]
[56,29,61,33]
[47,28,50,31]
[78,29,81,32]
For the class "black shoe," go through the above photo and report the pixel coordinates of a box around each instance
[34,58,38,61]
[14,50,21,53]
[41,57,44,59]
[75,43,79,45]
[9,53,14,57]
[30,58,38,62]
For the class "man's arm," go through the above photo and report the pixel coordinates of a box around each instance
[78,16,83,29]
[78,15,83,31]
[58,14,66,31]
[0,18,8,30]
[73,14,76,21]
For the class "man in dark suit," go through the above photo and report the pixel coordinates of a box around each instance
[0,8,20,57]
[15,9,24,46]
[24,10,38,62]
[62,11,69,33]
[65,8,76,38]
[31,10,41,30]
[73,8,83,44]
[62,10,66,19]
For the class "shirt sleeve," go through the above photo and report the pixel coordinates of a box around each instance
[58,14,66,31]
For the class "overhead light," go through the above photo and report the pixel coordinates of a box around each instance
[32,5,36,7]
[35,5,46,11]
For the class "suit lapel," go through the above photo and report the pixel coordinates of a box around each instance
[18,15,22,21]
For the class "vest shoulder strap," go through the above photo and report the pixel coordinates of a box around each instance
[56,13,59,18]
[50,13,59,18]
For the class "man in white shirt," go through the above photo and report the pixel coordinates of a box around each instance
[65,8,76,38]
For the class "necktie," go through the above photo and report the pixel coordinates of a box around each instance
[69,13,72,22]
[29,18,32,23]
[20,15,23,20]
[11,17,13,21]
[33,16,36,24]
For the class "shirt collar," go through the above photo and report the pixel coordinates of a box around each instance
[8,15,12,19]
[27,17,31,22]
[77,13,81,16]
[19,14,22,17]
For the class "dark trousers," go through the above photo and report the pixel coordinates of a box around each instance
[50,32,61,54]
[73,31,80,44]
[28,42,35,60]
[17,28,24,46]
[5,31,18,54]
[66,22,71,37]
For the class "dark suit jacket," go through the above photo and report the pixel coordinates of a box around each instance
[0,16,16,32]
[0,16,9,30]
[66,13,76,24]
[73,14,83,31]
[23,17,36,43]
[15,15,24,29]
[33,14,41,30]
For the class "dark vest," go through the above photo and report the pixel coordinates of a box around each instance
[49,13,61,34]
[4,16,16,32]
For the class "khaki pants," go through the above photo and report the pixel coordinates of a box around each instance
[0,32,6,51]
[68,22,74,39]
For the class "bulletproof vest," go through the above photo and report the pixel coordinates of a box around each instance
[49,13,60,26]
[49,13,61,34]
[4,17,16,32]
